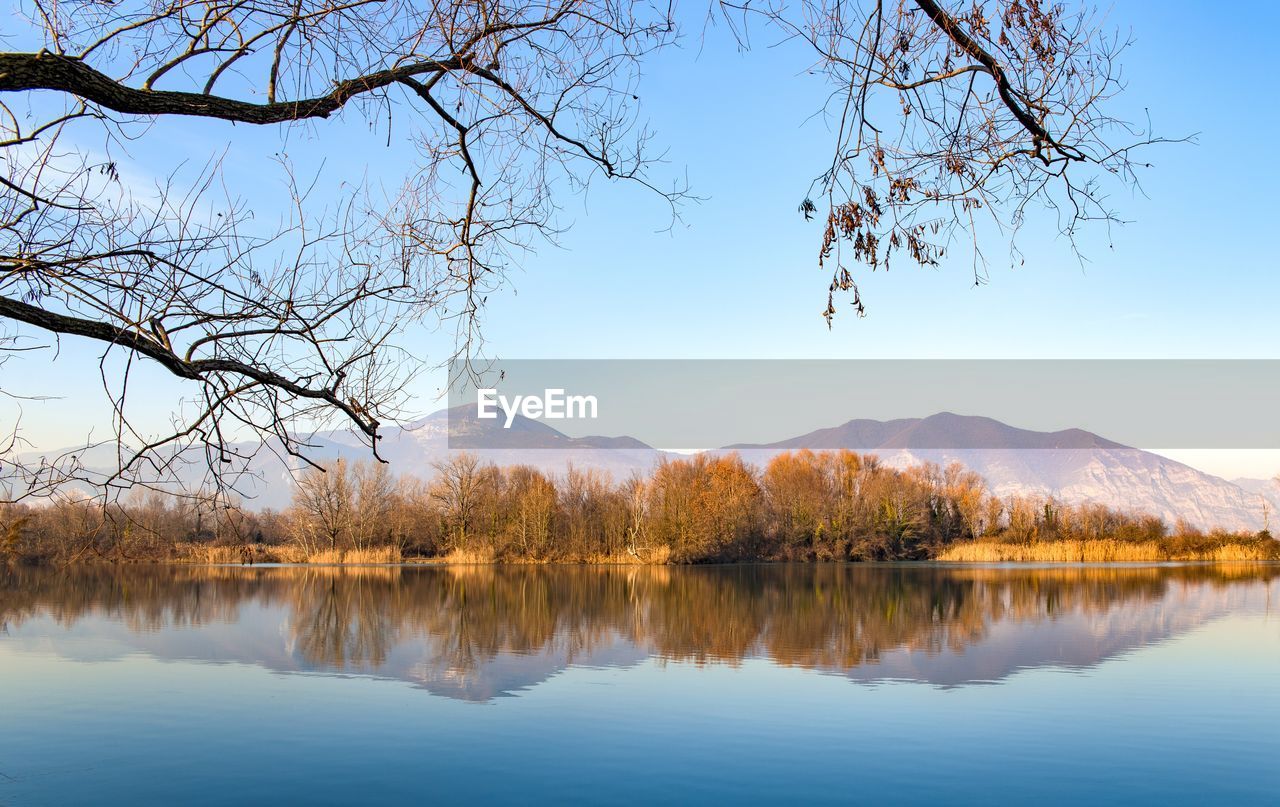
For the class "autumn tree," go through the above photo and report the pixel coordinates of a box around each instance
[290,459,353,553]
[429,453,495,551]
[645,457,706,560]
[0,502,30,558]
[871,469,932,558]
[762,451,836,554]
[644,454,761,561]
[503,465,559,559]
[348,461,396,551]
[695,454,762,559]
[942,463,990,540]
[557,465,625,559]
[385,476,440,556]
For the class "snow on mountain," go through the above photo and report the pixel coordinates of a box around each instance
[727,412,1272,532]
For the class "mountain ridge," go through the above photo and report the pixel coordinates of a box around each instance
[727,411,1126,451]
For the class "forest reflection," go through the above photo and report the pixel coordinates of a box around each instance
[3,563,1277,698]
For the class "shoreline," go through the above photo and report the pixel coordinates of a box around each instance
[9,541,1278,567]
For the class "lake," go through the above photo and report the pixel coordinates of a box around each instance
[1,563,1277,804]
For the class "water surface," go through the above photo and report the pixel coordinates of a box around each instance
[2,563,1277,804]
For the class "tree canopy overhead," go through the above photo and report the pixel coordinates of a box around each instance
[0,1,1162,499]
[772,0,1163,320]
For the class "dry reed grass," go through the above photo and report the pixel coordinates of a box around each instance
[173,544,244,564]
[172,543,676,566]
[614,545,672,565]
[150,536,1280,567]
[172,543,300,563]
[173,544,399,564]
[1204,543,1278,562]
[439,545,673,565]
[440,547,497,564]
[303,546,403,564]
[937,539,1278,563]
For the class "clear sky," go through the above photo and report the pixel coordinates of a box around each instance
[3,1,1278,478]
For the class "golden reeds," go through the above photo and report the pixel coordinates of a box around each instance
[937,539,1279,563]
[173,544,400,564]
[301,546,403,564]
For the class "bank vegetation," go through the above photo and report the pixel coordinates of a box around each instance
[2,452,1275,565]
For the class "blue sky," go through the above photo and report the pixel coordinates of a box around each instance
[471,2,1278,361]
[4,1,1279,477]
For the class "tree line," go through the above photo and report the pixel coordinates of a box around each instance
[2,451,1272,564]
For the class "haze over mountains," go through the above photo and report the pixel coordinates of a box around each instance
[725,412,1276,532]
[727,412,1127,451]
[14,409,1278,531]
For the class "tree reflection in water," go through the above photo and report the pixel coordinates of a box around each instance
[2,563,1276,699]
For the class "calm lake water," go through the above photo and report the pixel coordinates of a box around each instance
[1,563,1277,805]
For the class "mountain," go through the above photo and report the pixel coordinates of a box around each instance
[727,412,1271,532]
[8,405,669,510]
[1233,477,1280,526]
[403,405,651,450]
[728,412,1124,450]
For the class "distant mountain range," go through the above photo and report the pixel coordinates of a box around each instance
[13,409,1278,531]
[727,411,1126,451]
[725,412,1277,532]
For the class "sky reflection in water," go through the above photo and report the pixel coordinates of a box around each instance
[1,563,1278,804]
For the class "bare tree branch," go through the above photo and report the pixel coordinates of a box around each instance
[1,0,685,502]
[0,51,470,123]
